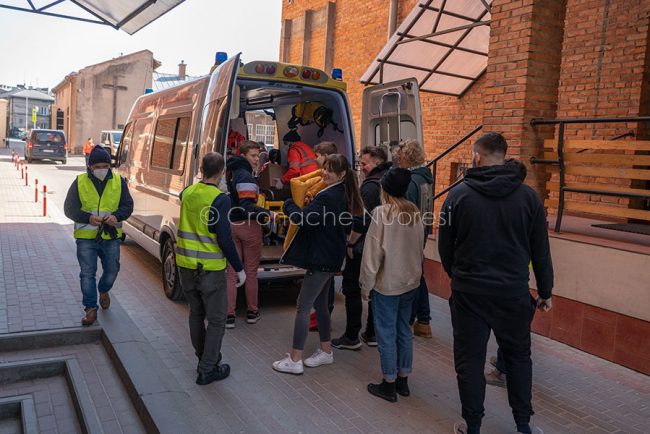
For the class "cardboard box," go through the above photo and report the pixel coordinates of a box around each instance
[258,164,284,190]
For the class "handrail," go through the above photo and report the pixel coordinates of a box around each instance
[427,124,482,212]
[530,116,650,233]
[530,116,650,126]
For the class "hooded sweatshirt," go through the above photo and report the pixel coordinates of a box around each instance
[437,164,554,299]
[226,156,270,222]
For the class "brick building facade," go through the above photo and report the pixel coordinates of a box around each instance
[281,0,650,205]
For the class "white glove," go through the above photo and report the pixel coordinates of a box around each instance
[274,178,284,190]
[236,270,247,287]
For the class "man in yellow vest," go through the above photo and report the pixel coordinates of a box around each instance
[64,146,133,326]
[177,152,246,386]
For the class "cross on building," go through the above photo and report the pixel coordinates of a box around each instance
[103,76,128,129]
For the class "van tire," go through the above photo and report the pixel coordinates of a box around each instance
[162,238,184,301]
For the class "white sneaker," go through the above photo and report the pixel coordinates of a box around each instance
[304,348,334,368]
[272,354,304,375]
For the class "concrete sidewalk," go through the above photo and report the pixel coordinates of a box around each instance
[1,150,649,433]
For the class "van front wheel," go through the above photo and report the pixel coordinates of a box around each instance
[161,238,184,301]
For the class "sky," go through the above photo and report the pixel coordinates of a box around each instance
[0,0,282,89]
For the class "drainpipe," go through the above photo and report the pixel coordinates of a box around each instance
[388,0,398,39]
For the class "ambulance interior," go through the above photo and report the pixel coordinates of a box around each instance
[230,79,354,183]
[228,78,354,263]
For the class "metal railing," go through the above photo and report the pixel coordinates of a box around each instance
[427,124,482,210]
[530,116,650,233]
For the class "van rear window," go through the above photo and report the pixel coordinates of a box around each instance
[35,132,64,144]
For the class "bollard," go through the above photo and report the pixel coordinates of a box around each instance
[20,163,24,179]
[43,185,47,216]
[35,179,39,202]
[25,166,28,186]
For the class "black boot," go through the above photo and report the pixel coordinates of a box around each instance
[396,376,410,397]
[367,380,397,402]
[196,363,230,385]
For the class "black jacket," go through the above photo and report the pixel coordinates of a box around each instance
[351,162,391,243]
[437,164,554,299]
[281,182,350,272]
[226,156,270,222]
[64,169,133,224]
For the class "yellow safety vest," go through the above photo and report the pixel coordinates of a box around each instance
[176,183,226,271]
[73,173,123,240]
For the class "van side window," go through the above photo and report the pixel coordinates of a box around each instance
[118,123,133,166]
[151,116,190,173]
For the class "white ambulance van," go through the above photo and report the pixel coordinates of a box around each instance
[114,53,422,300]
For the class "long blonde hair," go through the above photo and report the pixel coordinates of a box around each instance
[380,189,421,225]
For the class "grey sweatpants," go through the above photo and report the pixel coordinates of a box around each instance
[293,270,334,350]
[179,266,227,374]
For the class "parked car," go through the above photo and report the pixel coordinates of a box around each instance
[24,129,67,164]
[100,130,122,156]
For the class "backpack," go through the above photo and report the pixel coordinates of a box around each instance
[288,102,343,137]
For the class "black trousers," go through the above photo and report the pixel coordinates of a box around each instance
[449,290,536,429]
[341,251,374,340]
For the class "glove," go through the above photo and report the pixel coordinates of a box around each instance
[236,270,247,287]
[274,178,284,190]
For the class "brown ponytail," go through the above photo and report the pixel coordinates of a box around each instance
[323,154,364,216]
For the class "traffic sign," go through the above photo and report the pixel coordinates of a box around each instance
[31,107,37,123]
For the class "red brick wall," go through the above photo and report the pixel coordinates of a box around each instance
[280,0,486,198]
[281,0,650,209]
[483,0,567,195]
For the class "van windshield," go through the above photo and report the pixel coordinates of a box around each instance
[35,131,64,144]
[111,132,122,145]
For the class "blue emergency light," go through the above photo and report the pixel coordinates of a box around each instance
[215,52,228,65]
[331,68,343,80]
[144,88,154,94]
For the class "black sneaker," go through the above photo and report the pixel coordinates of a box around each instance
[360,332,377,347]
[196,363,230,385]
[396,376,410,397]
[367,380,397,403]
[246,310,261,324]
[225,315,236,329]
[331,335,362,350]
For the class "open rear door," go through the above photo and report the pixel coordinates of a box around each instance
[194,53,242,181]
[360,78,423,160]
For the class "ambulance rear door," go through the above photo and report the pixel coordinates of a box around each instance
[193,53,242,181]
[360,78,423,159]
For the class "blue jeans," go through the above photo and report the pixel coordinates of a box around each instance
[372,289,416,381]
[76,239,121,309]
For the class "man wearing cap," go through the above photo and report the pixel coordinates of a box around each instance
[275,130,318,189]
[64,146,133,326]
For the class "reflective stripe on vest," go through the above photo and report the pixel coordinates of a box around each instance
[176,183,227,271]
[73,173,123,240]
[290,143,318,169]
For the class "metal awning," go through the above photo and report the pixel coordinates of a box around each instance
[361,0,492,97]
[0,0,185,35]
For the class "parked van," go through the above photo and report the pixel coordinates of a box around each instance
[100,130,122,156]
[25,129,67,164]
[114,53,422,300]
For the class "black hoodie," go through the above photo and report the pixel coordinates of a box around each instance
[437,164,554,299]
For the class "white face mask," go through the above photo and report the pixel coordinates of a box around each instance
[93,168,109,181]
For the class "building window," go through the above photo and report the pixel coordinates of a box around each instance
[254,124,275,146]
[38,106,49,116]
